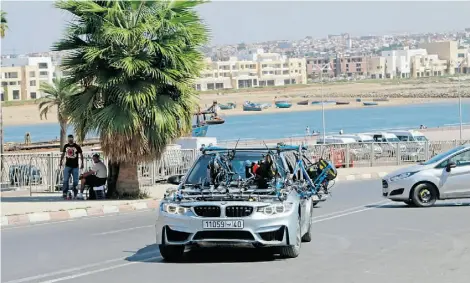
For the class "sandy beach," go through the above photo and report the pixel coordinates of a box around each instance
[3,79,469,126]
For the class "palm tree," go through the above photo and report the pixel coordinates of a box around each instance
[54,0,209,197]
[0,10,7,38]
[37,78,82,149]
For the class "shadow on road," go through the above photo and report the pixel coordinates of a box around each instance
[365,202,470,209]
[126,244,283,264]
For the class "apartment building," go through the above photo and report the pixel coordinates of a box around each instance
[419,41,458,74]
[410,54,448,78]
[366,56,386,79]
[194,50,307,91]
[307,57,335,78]
[1,56,55,101]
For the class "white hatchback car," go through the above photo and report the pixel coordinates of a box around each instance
[382,144,470,207]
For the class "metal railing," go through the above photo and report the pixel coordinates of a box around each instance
[1,140,468,193]
[0,149,197,193]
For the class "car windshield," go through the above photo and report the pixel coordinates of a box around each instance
[185,151,286,185]
[386,137,400,142]
[414,135,428,141]
[421,145,467,165]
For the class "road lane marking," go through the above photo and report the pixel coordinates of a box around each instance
[93,225,153,236]
[312,201,392,223]
[38,256,162,283]
[5,199,391,282]
[3,250,159,283]
[312,200,389,220]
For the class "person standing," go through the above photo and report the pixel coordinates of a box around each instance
[59,135,84,198]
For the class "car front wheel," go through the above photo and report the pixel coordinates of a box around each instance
[411,183,437,207]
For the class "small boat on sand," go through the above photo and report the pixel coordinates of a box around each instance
[243,101,262,111]
[275,101,292,108]
[219,102,236,110]
[336,101,350,105]
[297,100,309,105]
[363,102,378,106]
[312,100,336,105]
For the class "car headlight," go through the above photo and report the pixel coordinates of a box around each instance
[390,172,418,182]
[257,202,294,215]
[160,203,190,215]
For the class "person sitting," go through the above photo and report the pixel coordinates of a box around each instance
[78,154,107,199]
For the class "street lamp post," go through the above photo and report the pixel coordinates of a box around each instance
[317,63,331,143]
[457,62,463,141]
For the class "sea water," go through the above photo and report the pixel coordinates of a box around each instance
[4,100,470,143]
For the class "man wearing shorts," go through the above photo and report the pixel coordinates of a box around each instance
[79,154,107,199]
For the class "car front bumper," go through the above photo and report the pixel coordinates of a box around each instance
[155,202,299,248]
[381,178,414,201]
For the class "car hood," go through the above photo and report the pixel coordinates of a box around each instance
[384,164,426,179]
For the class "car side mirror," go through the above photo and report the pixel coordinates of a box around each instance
[167,174,184,185]
[446,162,457,172]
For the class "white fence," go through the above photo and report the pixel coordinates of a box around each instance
[1,140,467,192]
[0,149,198,193]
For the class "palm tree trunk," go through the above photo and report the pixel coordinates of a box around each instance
[59,119,67,150]
[106,161,120,198]
[116,162,140,197]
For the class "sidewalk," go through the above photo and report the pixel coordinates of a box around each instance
[1,184,176,227]
[1,165,407,227]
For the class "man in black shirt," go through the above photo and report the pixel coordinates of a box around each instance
[60,135,84,197]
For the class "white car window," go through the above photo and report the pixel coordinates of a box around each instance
[439,150,470,168]
[449,150,470,167]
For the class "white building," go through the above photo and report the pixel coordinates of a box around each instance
[194,50,307,91]
[381,48,427,78]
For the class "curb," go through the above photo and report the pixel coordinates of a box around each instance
[0,199,160,227]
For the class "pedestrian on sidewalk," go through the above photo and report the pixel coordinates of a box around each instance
[59,135,84,198]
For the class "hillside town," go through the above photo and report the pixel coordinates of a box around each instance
[1,28,470,100]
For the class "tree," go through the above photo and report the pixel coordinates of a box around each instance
[0,10,7,38]
[37,78,82,150]
[53,0,209,198]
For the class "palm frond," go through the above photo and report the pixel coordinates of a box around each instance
[54,0,210,163]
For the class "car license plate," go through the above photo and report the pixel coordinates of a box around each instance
[202,220,244,229]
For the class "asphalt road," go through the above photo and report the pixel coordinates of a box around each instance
[2,179,470,283]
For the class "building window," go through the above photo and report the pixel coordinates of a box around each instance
[12,90,20,100]
[29,71,36,77]
[1,82,7,86]
[38,63,48,69]
[5,72,18,79]
[9,81,16,85]
[39,71,48,77]
[215,83,224,89]
[284,79,291,85]
[207,83,215,90]
[30,92,37,99]
[30,80,36,86]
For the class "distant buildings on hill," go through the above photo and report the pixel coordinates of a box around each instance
[1,41,469,101]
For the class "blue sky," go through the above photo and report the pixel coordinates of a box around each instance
[1,1,470,54]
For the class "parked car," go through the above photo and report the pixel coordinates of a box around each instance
[382,144,470,207]
[156,146,315,261]
[9,165,43,186]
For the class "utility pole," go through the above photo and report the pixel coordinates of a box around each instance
[0,95,4,183]
[457,61,463,142]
